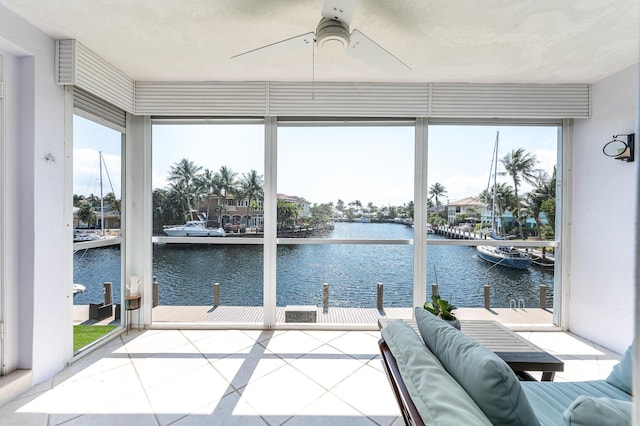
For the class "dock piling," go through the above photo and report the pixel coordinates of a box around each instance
[483,285,491,309]
[104,282,113,305]
[431,283,439,297]
[152,276,158,307]
[377,283,384,311]
[213,282,220,308]
[323,283,329,313]
[539,285,547,309]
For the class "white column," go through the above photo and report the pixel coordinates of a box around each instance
[556,119,573,328]
[125,114,153,327]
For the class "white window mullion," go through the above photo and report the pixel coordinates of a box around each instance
[263,116,277,328]
[413,118,428,312]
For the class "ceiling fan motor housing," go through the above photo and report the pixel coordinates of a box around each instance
[315,17,350,54]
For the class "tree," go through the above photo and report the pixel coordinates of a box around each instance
[527,169,555,237]
[168,158,202,220]
[500,148,539,239]
[215,166,238,198]
[480,183,515,236]
[153,188,184,233]
[309,203,333,227]
[239,169,264,227]
[194,168,219,223]
[277,199,298,230]
[336,199,345,213]
[428,183,447,207]
[78,202,96,227]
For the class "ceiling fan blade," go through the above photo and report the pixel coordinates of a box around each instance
[321,0,357,26]
[231,32,315,59]
[347,29,411,73]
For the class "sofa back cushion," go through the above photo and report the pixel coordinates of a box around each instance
[381,320,492,425]
[606,343,633,395]
[415,307,540,426]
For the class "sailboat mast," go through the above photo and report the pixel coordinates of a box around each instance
[491,131,499,233]
[99,151,105,236]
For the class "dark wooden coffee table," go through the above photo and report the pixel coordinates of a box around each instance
[378,318,564,381]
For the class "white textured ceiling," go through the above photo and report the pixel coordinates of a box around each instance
[1,0,638,83]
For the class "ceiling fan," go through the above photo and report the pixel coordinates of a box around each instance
[231,0,411,73]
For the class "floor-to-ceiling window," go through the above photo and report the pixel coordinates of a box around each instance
[151,121,265,324]
[144,118,561,328]
[276,123,415,324]
[72,114,124,352]
[426,124,560,311]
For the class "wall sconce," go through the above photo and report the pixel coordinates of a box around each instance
[603,133,634,162]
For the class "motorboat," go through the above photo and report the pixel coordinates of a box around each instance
[476,244,532,270]
[73,283,86,296]
[163,220,226,237]
[208,227,226,237]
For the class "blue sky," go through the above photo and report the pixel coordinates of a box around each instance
[74,116,558,206]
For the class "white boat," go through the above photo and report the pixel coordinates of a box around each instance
[73,283,86,296]
[208,227,226,237]
[163,220,226,237]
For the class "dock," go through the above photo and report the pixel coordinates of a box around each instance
[73,305,557,331]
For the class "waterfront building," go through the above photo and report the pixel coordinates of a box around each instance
[0,2,637,422]
[446,197,483,225]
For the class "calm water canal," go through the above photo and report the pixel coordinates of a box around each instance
[73,222,554,308]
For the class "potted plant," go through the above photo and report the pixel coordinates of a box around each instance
[423,295,460,329]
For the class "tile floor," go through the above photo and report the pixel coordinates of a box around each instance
[0,328,623,425]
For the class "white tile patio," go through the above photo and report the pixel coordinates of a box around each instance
[0,328,622,425]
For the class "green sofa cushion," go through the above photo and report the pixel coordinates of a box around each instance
[415,307,540,426]
[606,343,633,395]
[522,380,631,426]
[563,396,632,426]
[381,320,492,425]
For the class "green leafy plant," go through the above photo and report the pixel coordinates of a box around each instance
[423,295,457,321]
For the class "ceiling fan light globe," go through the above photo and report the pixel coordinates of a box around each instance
[316,17,350,54]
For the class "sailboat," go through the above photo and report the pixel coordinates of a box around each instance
[476,132,532,270]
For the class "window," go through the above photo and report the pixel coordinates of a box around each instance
[427,124,559,310]
[276,123,415,322]
[72,114,124,352]
[151,121,265,324]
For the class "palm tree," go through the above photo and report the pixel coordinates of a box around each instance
[78,202,96,228]
[530,167,556,236]
[239,170,264,228]
[500,148,539,238]
[168,158,202,220]
[428,183,447,207]
[194,168,219,224]
[481,183,514,236]
[215,166,238,198]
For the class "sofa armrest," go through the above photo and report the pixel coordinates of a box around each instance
[379,338,425,426]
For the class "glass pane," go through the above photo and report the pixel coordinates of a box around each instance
[277,126,415,238]
[276,125,415,325]
[426,235,554,309]
[151,123,265,324]
[427,125,558,309]
[277,244,413,308]
[73,115,123,352]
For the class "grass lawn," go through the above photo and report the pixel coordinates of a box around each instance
[73,325,118,352]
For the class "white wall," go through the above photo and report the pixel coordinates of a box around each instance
[570,63,638,354]
[0,5,70,383]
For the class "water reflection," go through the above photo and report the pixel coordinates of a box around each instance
[73,223,553,308]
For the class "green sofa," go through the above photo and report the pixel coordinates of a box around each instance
[379,308,633,426]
